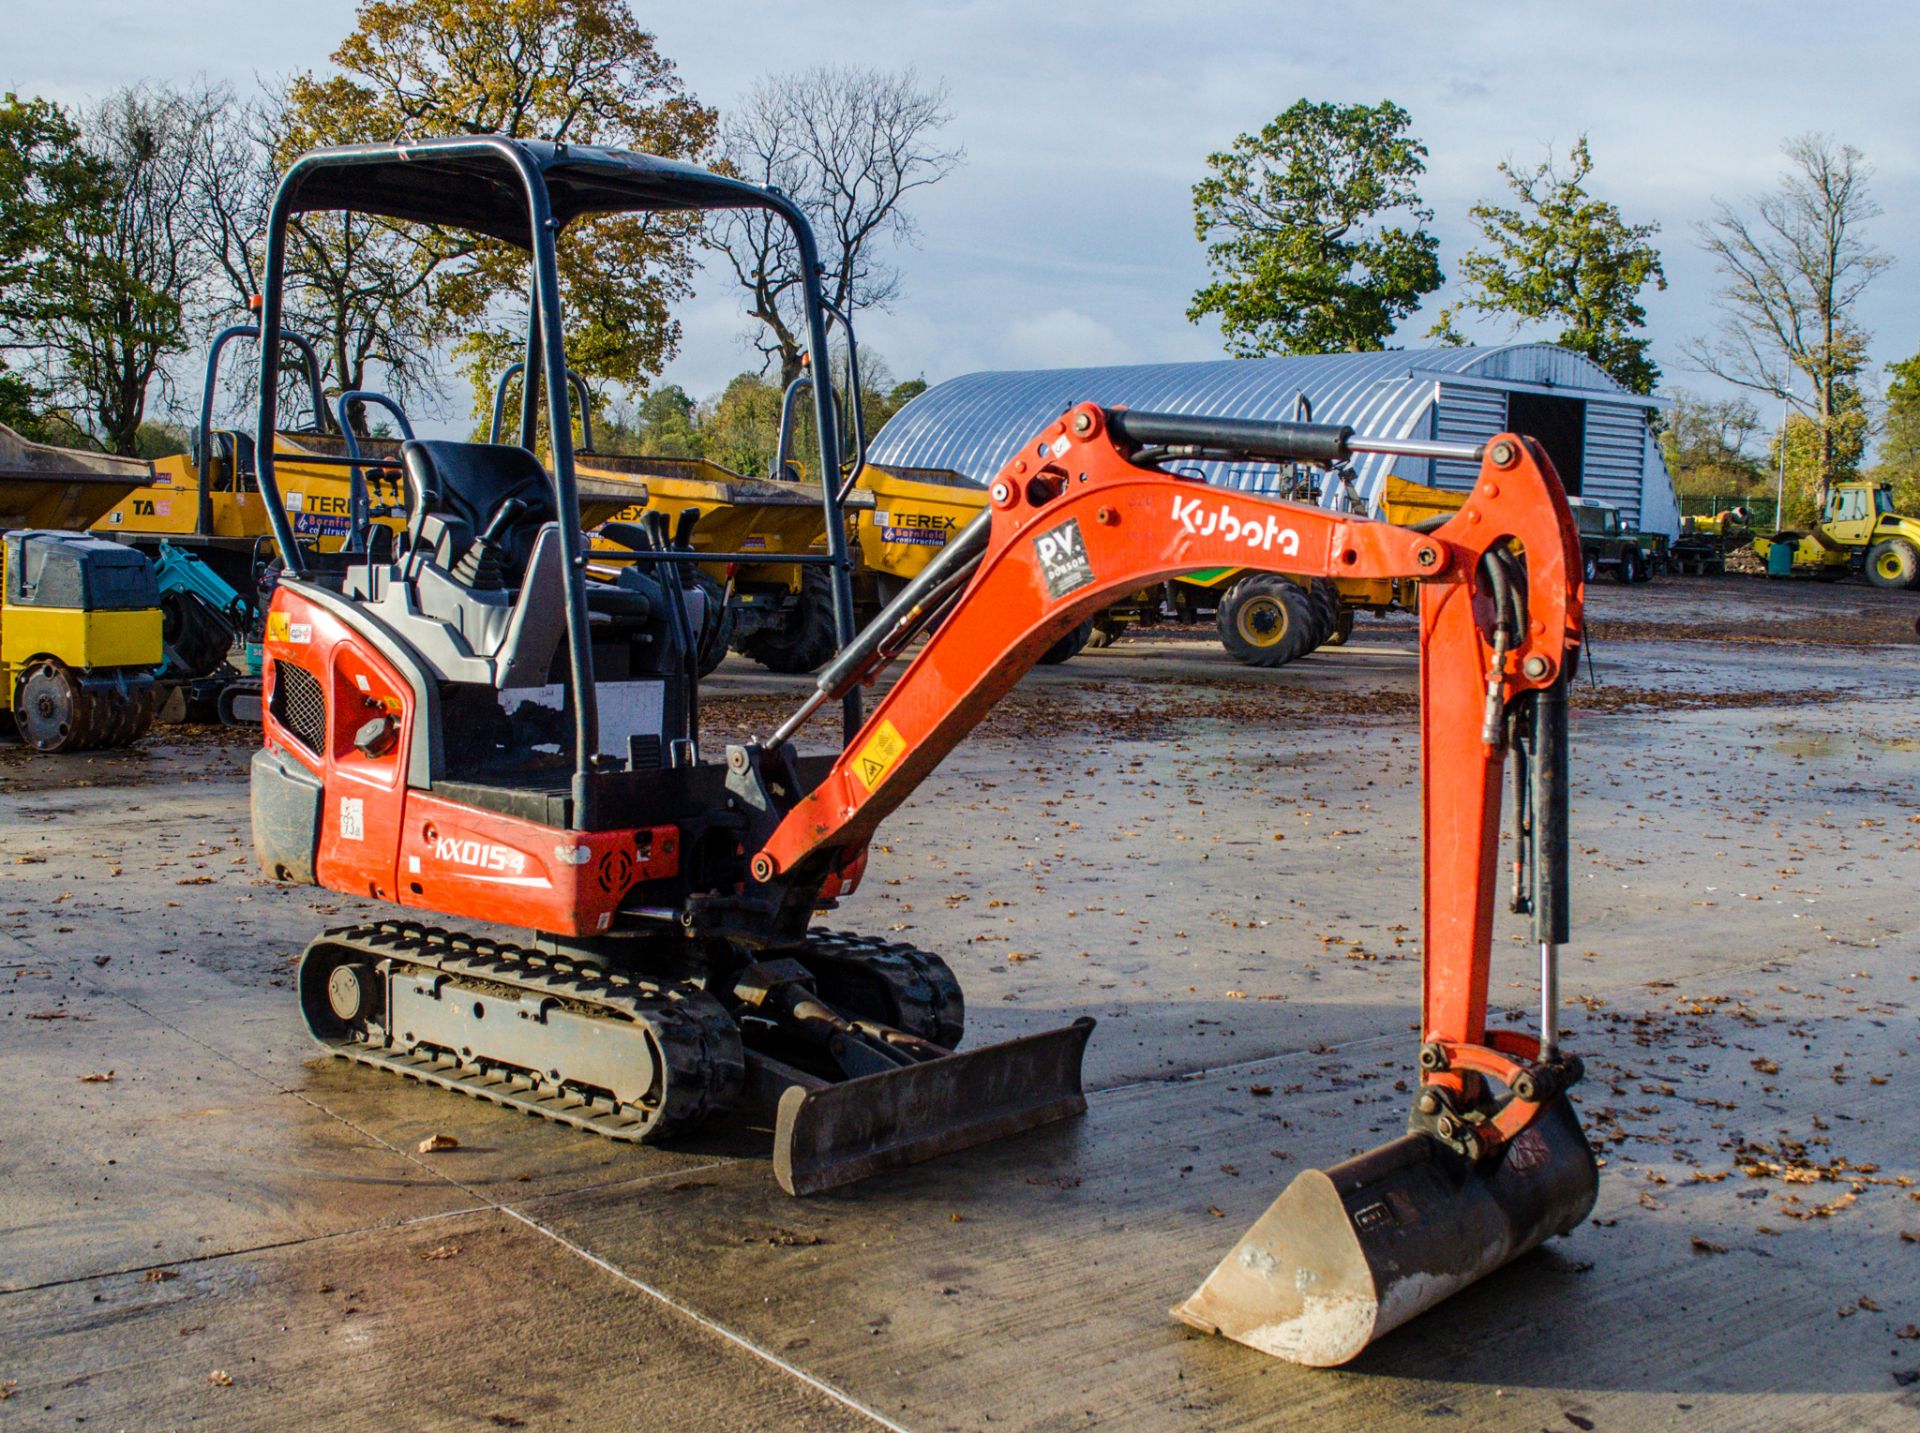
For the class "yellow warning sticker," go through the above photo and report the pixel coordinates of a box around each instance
[853,719,906,791]
[265,611,290,644]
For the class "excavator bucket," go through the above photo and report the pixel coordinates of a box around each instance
[1174,1096,1597,1366]
[757,1018,1096,1196]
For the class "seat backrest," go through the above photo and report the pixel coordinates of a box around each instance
[400,440,556,582]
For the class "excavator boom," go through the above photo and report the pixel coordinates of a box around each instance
[734,403,1595,1365]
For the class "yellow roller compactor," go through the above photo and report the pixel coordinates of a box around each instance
[1750,479,1920,588]
[1,423,163,751]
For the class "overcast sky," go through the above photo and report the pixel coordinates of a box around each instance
[12,1,1920,435]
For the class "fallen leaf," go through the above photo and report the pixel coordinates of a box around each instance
[175,876,217,886]
[1751,1058,1780,1075]
[207,1370,234,1387]
[1249,1084,1273,1097]
[421,1244,460,1261]
[1859,1296,1884,1312]
[1690,1237,1728,1255]
[1897,1325,1920,1340]
[79,1071,115,1084]
[416,1134,459,1154]
[1207,1206,1226,1218]
[0,1380,14,1400]
[143,1268,177,1282]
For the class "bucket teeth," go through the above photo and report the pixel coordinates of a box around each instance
[1175,1096,1597,1366]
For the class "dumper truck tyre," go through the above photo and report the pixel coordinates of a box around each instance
[1084,614,1126,650]
[688,569,734,677]
[735,566,839,675]
[1866,538,1919,591]
[1304,578,1339,648]
[1038,619,1093,665]
[159,588,234,681]
[1217,574,1316,668]
[1324,605,1356,647]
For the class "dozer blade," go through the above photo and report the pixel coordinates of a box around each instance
[1174,1095,1597,1367]
[764,1017,1095,1196]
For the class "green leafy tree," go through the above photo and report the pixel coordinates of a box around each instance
[700,373,783,476]
[1429,137,1665,393]
[598,384,704,458]
[282,0,716,423]
[1657,391,1766,496]
[1768,382,1867,526]
[1188,100,1442,355]
[0,95,113,441]
[1871,351,1920,511]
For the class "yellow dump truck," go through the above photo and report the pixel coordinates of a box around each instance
[577,450,987,673]
[1,424,164,751]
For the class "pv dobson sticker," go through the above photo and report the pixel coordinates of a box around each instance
[1033,517,1095,599]
[339,797,364,841]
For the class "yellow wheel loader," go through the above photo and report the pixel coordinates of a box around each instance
[1,424,163,752]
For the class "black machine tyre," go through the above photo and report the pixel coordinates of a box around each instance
[159,589,234,681]
[1866,538,1919,591]
[1631,551,1656,584]
[1582,551,1599,584]
[1216,574,1316,668]
[688,568,735,678]
[1613,548,1640,585]
[11,659,96,753]
[735,565,840,675]
[1305,578,1339,648]
[1325,604,1357,647]
[1037,619,1093,665]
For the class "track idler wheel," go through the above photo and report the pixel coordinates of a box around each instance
[1174,1096,1598,1366]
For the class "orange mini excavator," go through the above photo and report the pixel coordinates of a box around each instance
[246,137,1595,1367]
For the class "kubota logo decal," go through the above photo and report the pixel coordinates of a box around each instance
[1171,495,1300,556]
[433,837,527,876]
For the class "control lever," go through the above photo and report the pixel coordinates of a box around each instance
[451,497,528,588]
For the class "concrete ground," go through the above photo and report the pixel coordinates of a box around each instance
[2,574,1918,1431]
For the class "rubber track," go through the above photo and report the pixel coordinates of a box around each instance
[302,921,743,1142]
[798,928,965,1050]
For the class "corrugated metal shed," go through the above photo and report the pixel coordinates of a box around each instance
[869,344,1680,534]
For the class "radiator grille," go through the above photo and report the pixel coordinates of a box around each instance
[272,661,327,754]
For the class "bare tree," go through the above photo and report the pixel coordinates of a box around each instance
[257,86,447,432]
[1684,135,1890,501]
[707,66,962,388]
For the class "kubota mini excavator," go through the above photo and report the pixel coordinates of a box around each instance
[246,137,1596,1368]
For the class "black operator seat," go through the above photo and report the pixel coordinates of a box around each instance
[399,440,556,584]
